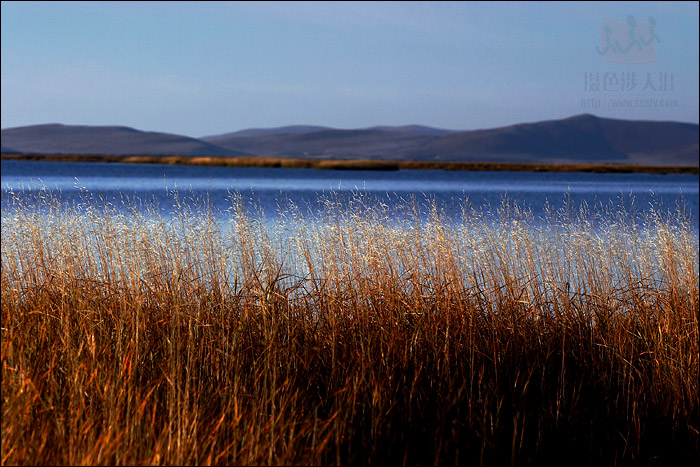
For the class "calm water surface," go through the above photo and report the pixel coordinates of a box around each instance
[2,160,698,225]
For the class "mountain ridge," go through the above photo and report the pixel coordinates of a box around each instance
[1,123,249,157]
[2,114,698,166]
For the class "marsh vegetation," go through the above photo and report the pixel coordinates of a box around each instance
[1,189,698,465]
[3,152,699,174]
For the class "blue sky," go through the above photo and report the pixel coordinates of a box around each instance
[1,1,698,136]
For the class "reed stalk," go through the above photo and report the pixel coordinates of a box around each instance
[1,188,698,466]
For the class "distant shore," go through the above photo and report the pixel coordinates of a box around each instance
[2,153,698,174]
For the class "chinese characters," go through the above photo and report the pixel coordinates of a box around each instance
[584,72,673,92]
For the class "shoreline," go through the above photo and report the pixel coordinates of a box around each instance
[2,152,698,175]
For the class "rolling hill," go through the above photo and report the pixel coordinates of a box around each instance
[202,125,333,139]
[2,115,698,166]
[0,124,248,157]
[200,114,698,165]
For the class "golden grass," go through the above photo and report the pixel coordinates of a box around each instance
[1,189,698,465]
[2,152,699,174]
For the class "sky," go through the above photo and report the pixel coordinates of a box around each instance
[1,1,698,137]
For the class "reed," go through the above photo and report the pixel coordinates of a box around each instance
[1,188,698,466]
[3,153,699,174]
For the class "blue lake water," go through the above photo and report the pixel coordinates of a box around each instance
[2,159,698,226]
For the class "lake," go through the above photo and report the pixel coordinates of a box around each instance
[2,159,698,227]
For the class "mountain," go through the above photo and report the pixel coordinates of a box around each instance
[1,123,248,157]
[201,128,435,159]
[200,124,454,158]
[202,125,332,140]
[200,114,698,165]
[362,124,455,135]
[596,117,700,166]
[201,124,452,141]
[401,114,698,165]
[399,114,626,163]
[2,115,698,166]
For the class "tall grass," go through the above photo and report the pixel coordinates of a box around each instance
[1,188,698,466]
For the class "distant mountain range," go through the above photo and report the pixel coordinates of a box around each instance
[0,124,249,157]
[2,114,698,166]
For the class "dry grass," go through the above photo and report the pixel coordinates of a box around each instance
[3,153,699,174]
[1,189,698,466]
